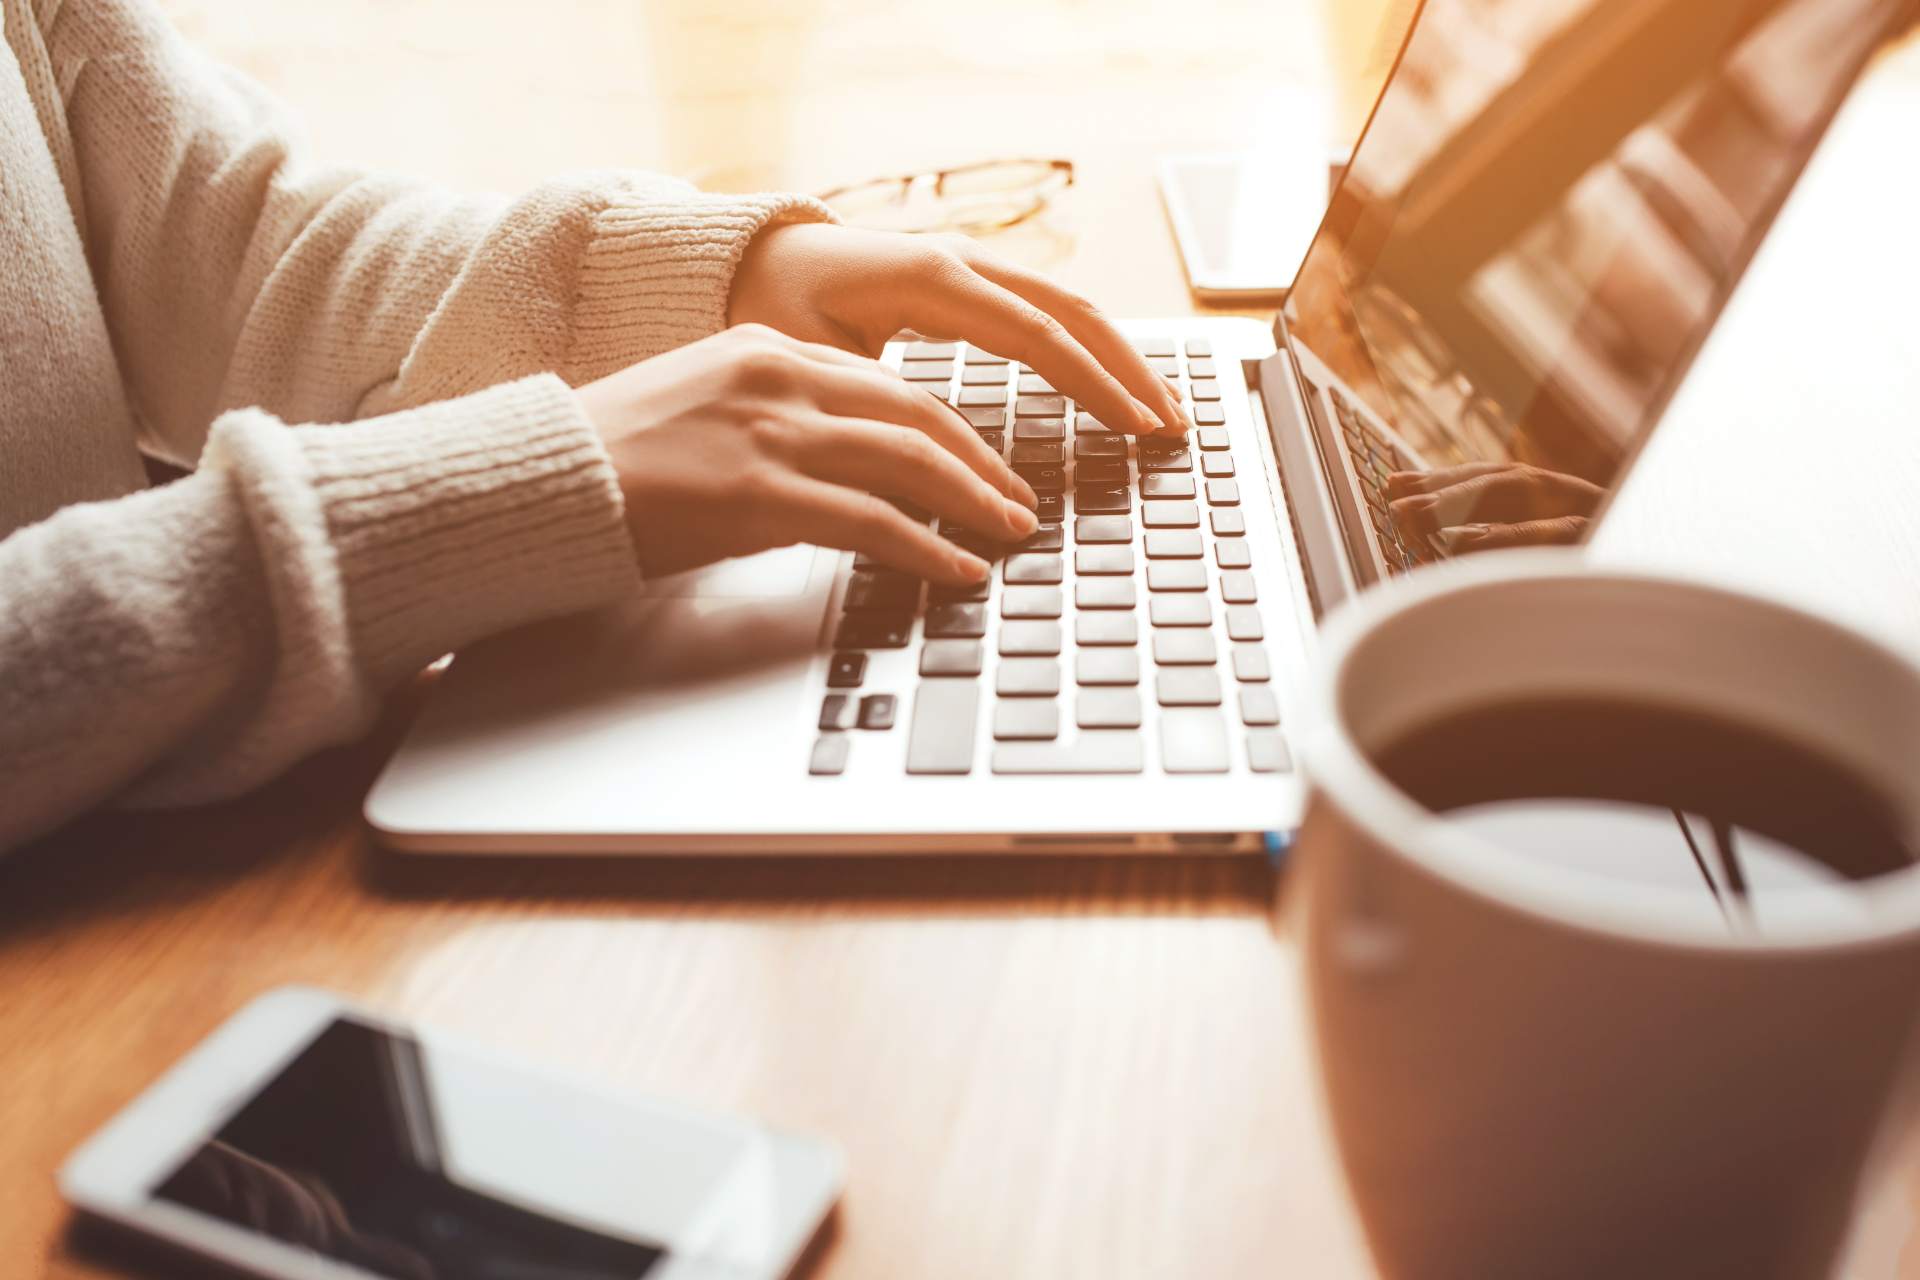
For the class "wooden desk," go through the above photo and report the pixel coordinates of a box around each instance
[4,3,1917,1277]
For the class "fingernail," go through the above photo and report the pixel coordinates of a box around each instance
[958,551,991,581]
[1438,524,1490,552]
[1006,500,1039,536]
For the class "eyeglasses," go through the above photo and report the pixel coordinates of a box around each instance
[818,158,1074,235]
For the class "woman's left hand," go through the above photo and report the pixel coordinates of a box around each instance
[729,222,1190,438]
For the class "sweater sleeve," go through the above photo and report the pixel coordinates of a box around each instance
[33,0,833,464]
[0,375,641,853]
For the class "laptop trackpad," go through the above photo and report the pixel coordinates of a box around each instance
[641,545,815,599]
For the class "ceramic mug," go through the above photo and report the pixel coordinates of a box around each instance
[1295,551,1920,1280]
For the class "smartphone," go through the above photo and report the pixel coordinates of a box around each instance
[60,987,844,1280]
[1157,148,1332,303]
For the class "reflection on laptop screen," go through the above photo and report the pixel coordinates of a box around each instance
[1285,0,1904,558]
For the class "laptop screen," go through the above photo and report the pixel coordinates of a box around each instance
[1283,0,1906,559]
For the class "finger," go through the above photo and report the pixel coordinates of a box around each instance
[1384,463,1513,499]
[1391,468,1596,534]
[772,474,989,585]
[891,255,1169,438]
[961,245,1191,437]
[1438,516,1589,554]
[780,345,1040,510]
[798,416,1039,544]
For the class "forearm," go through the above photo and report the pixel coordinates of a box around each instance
[0,377,638,852]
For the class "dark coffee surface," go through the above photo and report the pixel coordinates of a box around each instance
[1372,699,1913,906]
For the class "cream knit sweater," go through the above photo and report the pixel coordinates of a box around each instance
[0,0,831,851]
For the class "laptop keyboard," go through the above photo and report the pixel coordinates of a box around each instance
[1329,386,1422,574]
[810,338,1293,779]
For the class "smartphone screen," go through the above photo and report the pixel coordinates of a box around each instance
[148,1016,745,1280]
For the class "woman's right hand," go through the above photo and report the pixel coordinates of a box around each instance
[576,324,1039,586]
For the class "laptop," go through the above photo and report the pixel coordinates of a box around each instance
[366,0,1907,854]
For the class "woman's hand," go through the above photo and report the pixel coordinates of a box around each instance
[1387,463,1606,553]
[577,324,1039,585]
[729,223,1190,438]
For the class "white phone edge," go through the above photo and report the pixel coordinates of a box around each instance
[58,985,845,1280]
[1156,155,1297,302]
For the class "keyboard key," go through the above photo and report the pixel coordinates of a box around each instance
[1219,571,1258,603]
[1161,708,1230,773]
[965,347,1009,365]
[844,569,920,612]
[1076,545,1135,575]
[978,430,1006,454]
[1074,485,1131,515]
[1076,613,1138,646]
[920,639,984,676]
[1147,355,1181,376]
[1153,630,1217,665]
[994,698,1060,741]
[820,694,853,730]
[906,681,979,774]
[1211,508,1247,537]
[1075,412,1119,435]
[1157,668,1223,706]
[1140,473,1196,500]
[997,658,1060,696]
[1145,530,1204,559]
[1201,453,1235,478]
[1074,434,1128,460]
[906,341,958,360]
[1077,649,1141,685]
[1076,578,1137,609]
[1185,339,1212,358]
[1232,644,1271,682]
[1147,561,1208,592]
[959,386,1008,407]
[991,732,1144,775]
[925,601,989,638]
[1002,585,1064,619]
[1149,595,1212,627]
[1206,479,1241,506]
[962,364,1009,385]
[930,577,990,603]
[1189,358,1217,378]
[999,621,1063,656]
[1215,539,1253,569]
[835,616,912,649]
[902,359,954,382]
[1138,447,1193,474]
[1011,441,1066,466]
[1194,403,1226,427]
[1136,338,1177,358]
[1195,426,1230,450]
[858,693,898,730]
[1005,554,1063,585]
[809,734,850,776]
[1076,460,1129,485]
[1017,395,1068,417]
[962,407,1007,429]
[827,652,867,688]
[1190,380,1223,403]
[1076,516,1134,544]
[1239,686,1280,726]
[1016,464,1067,492]
[1077,688,1143,729]
[1013,418,1066,441]
[1021,525,1065,552]
[1142,501,1200,529]
[1017,374,1056,395]
[1226,605,1264,641]
[1246,730,1293,773]
[1036,494,1065,522]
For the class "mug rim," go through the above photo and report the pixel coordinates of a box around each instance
[1304,549,1920,953]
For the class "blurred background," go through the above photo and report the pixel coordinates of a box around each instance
[151,0,1421,312]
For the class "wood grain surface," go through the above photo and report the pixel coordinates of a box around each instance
[4,3,1917,1277]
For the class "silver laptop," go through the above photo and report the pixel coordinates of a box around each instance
[367,0,1902,855]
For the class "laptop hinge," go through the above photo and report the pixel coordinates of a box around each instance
[1246,349,1356,621]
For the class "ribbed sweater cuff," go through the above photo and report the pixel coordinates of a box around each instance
[569,189,836,382]
[297,374,641,685]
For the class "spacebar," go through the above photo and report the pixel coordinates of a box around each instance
[991,732,1145,774]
